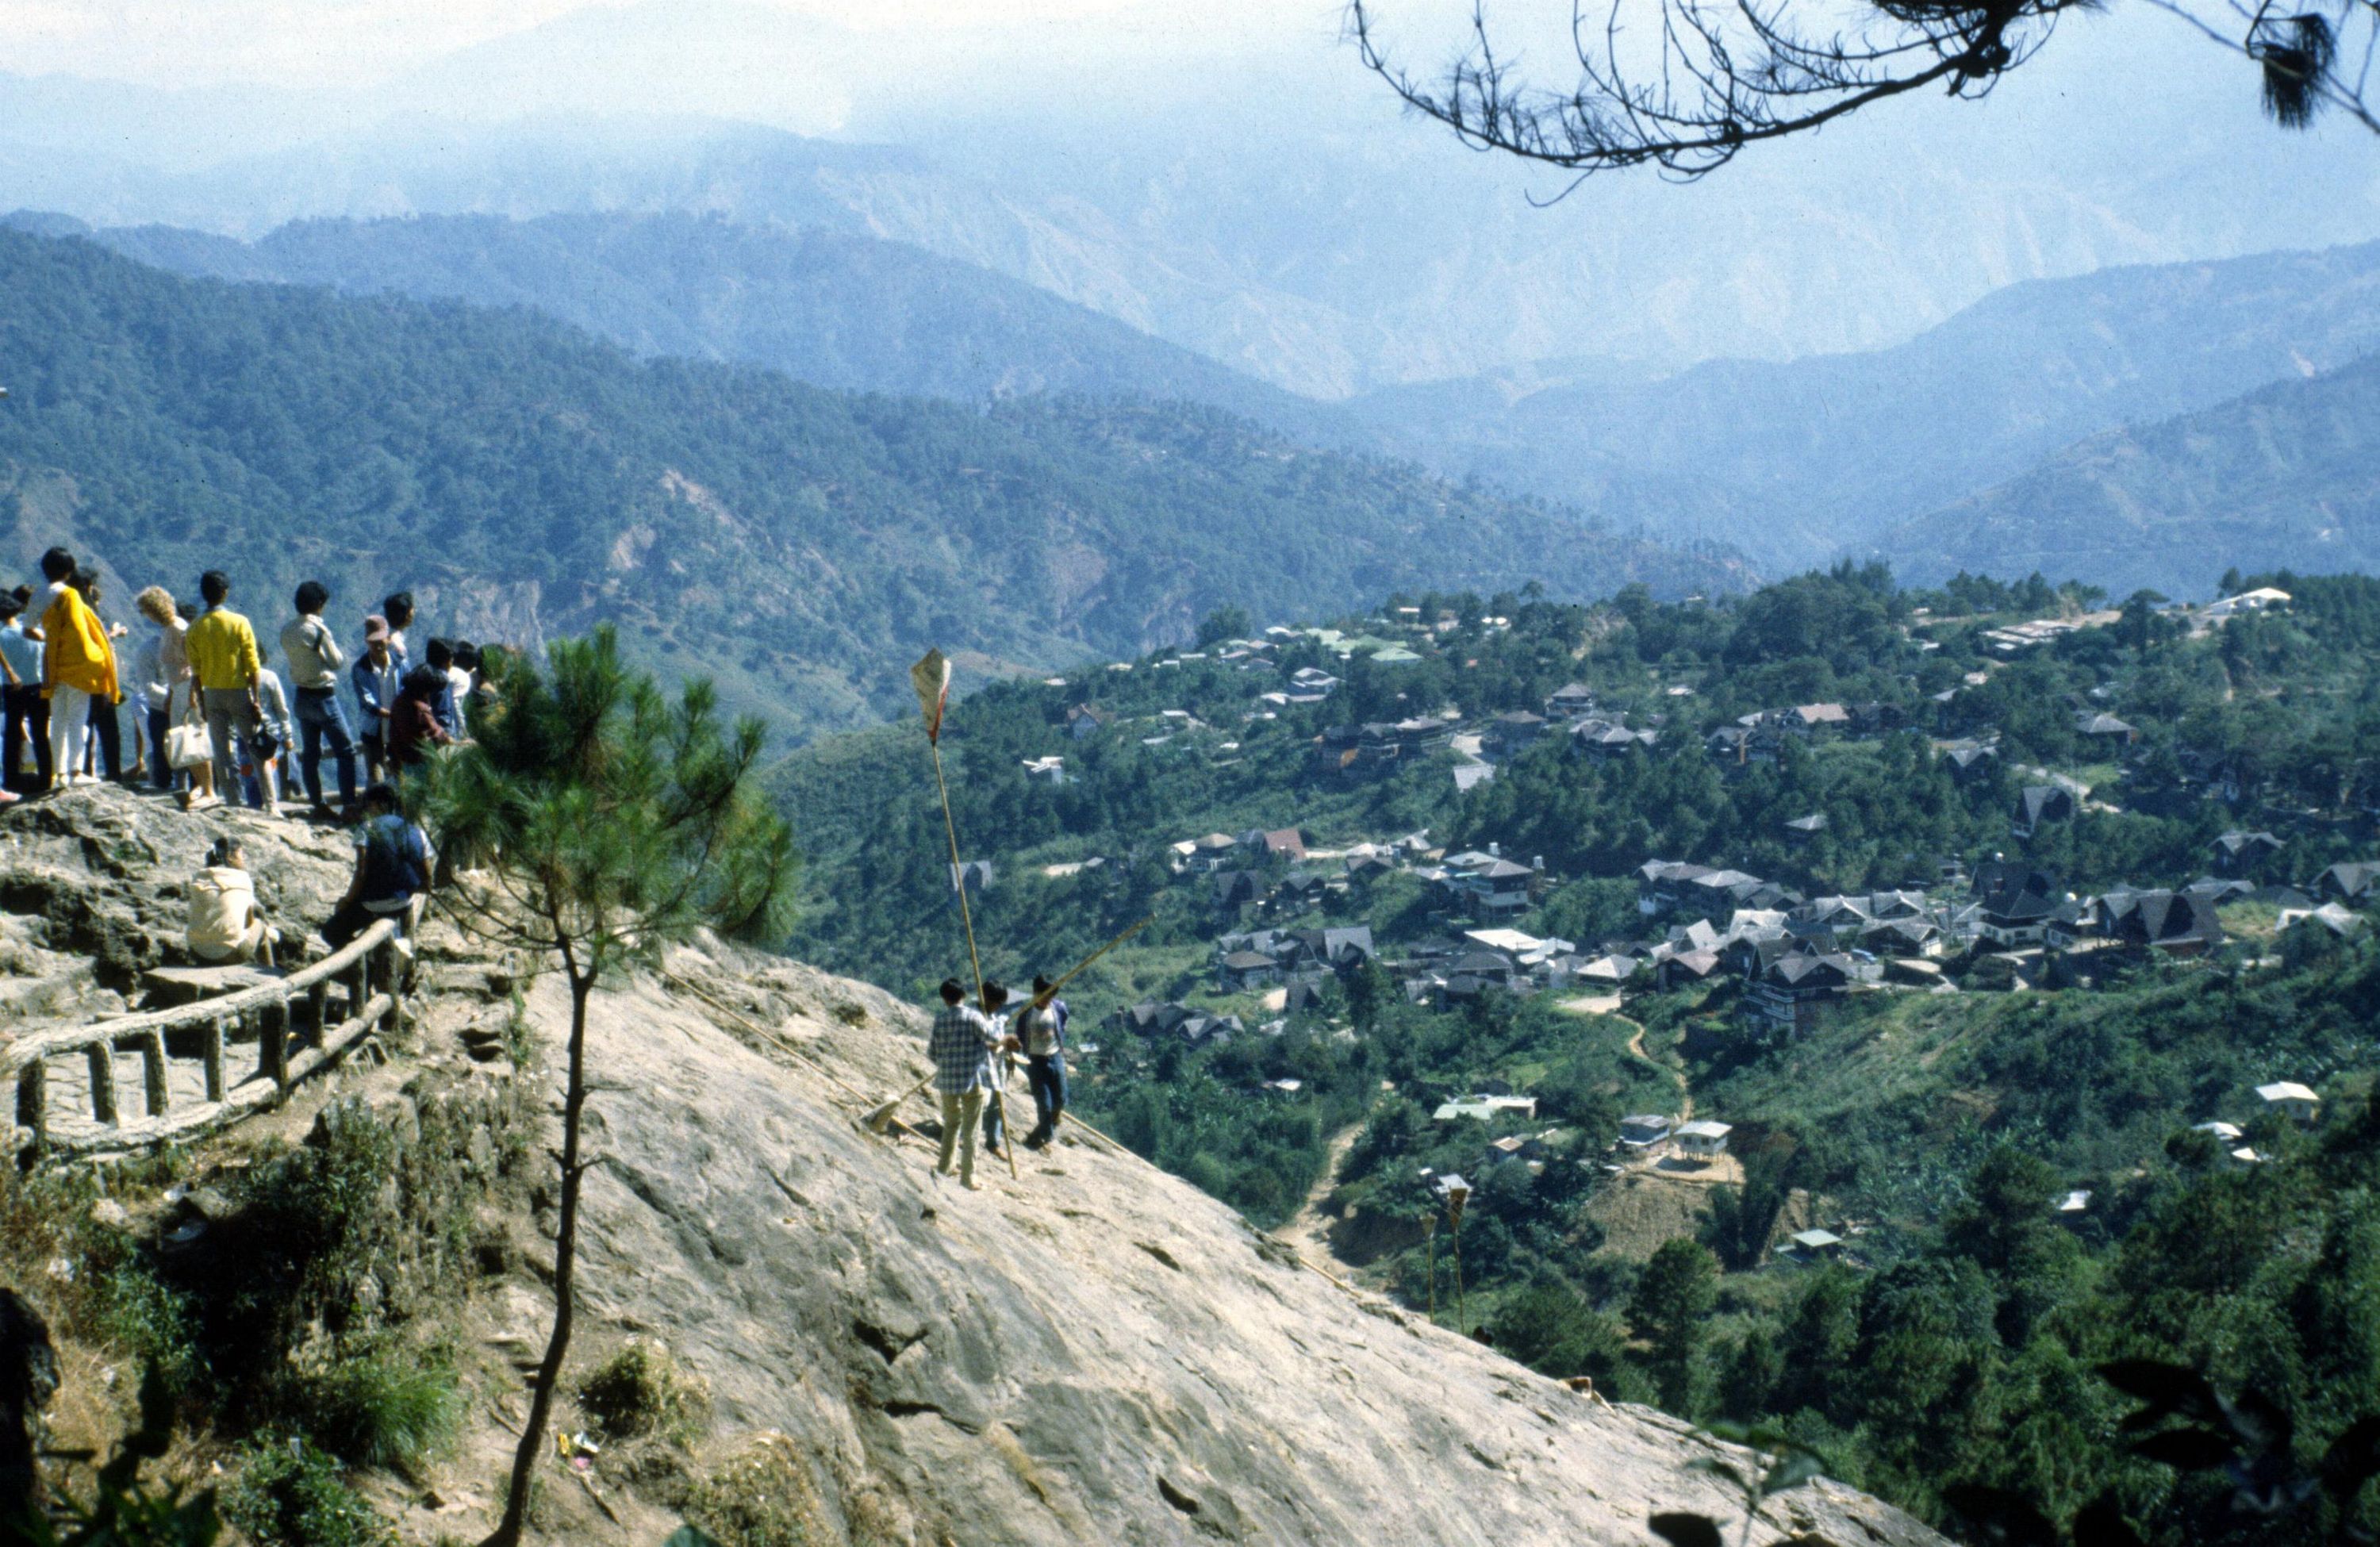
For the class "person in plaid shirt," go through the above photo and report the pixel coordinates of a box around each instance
[929,978,1016,1188]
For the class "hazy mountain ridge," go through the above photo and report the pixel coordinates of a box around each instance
[79,209,1344,439]
[1344,239,2380,570]
[1867,348,2380,595]
[0,225,1737,744]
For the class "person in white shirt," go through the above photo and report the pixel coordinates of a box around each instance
[278,580,359,818]
[379,590,414,667]
[445,639,478,739]
[186,836,278,966]
[133,588,182,793]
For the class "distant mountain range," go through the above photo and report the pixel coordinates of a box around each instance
[79,209,1338,440]
[14,192,2380,613]
[0,225,1734,742]
[1868,350,2380,597]
[1339,240,2380,572]
[48,206,2380,597]
[2,3,2376,403]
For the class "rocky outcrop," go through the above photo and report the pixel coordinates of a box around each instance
[0,785,1944,1546]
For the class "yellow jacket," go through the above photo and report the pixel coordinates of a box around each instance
[186,607,261,693]
[40,586,117,703]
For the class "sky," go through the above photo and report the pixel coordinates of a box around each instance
[0,0,1312,93]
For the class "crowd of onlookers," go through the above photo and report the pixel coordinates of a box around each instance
[1,544,501,815]
[0,545,463,977]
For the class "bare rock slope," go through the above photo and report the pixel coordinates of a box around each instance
[1,786,1941,1546]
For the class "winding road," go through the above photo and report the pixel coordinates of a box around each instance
[1622,1015,1692,1120]
[1275,1119,1369,1276]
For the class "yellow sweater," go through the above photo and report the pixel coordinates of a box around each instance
[185,607,261,693]
[40,587,117,703]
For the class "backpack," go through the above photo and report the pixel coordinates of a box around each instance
[359,815,428,903]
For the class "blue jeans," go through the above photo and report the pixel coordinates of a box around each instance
[981,1083,1007,1154]
[293,687,358,808]
[1025,1053,1068,1142]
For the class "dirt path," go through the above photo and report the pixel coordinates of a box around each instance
[1275,1119,1368,1275]
[1621,1016,1692,1120]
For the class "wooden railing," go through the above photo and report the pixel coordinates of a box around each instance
[2,919,409,1159]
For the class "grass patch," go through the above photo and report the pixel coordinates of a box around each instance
[285,1341,462,1470]
[685,1433,831,1547]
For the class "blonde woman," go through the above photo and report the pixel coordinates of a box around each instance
[135,586,213,804]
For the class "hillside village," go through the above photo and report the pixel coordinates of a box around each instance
[1011,583,2370,1090]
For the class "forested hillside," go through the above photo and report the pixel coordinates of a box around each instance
[1871,350,2380,595]
[0,225,1733,739]
[79,211,1345,440]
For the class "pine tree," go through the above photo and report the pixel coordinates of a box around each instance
[423,628,795,1547]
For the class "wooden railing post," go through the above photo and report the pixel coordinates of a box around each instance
[308,981,330,1045]
[140,1031,169,1118]
[86,1043,117,1126]
[260,1000,288,1090]
[383,939,406,1036]
[17,1063,46,1154]
[202,1016,226,1104]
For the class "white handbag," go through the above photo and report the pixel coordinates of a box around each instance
[166,723,213,770]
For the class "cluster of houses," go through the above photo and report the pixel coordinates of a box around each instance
[1314,716,1458,781]
[1102,999,1249,1048]
[1161,822,2380,1045]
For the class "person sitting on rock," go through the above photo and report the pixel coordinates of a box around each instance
[187,836,279,967]
[321,782,432,954]
[928,978,1017,1191]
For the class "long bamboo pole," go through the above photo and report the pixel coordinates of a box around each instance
[930,739,985,1009]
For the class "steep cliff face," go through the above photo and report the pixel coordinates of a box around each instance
[0,786,1943,1546]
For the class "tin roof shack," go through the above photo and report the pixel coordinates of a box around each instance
[2259,1081,2320,1124]
[1618,1114,1673,1161]
[1674,1120,1733,1165]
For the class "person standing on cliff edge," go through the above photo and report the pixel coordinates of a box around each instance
[928,978,1017,1190]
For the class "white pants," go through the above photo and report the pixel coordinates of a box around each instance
[46,685,88,785]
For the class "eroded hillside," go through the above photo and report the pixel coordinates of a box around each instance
[0,785,1939,1545]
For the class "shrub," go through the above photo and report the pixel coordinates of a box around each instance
[683,1434,829,1547]
[576,1338,709,1445]
[90,1249,206,1404]
[221,1438,387,1547]
[286,1344,462,1470]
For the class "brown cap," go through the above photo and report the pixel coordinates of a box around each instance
[363,614,391,643]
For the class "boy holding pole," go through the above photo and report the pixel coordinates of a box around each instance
[928,978,1017,1189]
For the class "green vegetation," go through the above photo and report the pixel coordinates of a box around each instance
[221,1438,386,1547]
[3,1066,532,1544]
[0,223,1728,743]
[781,563,2380,1541]
[577,1341,712,1447]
